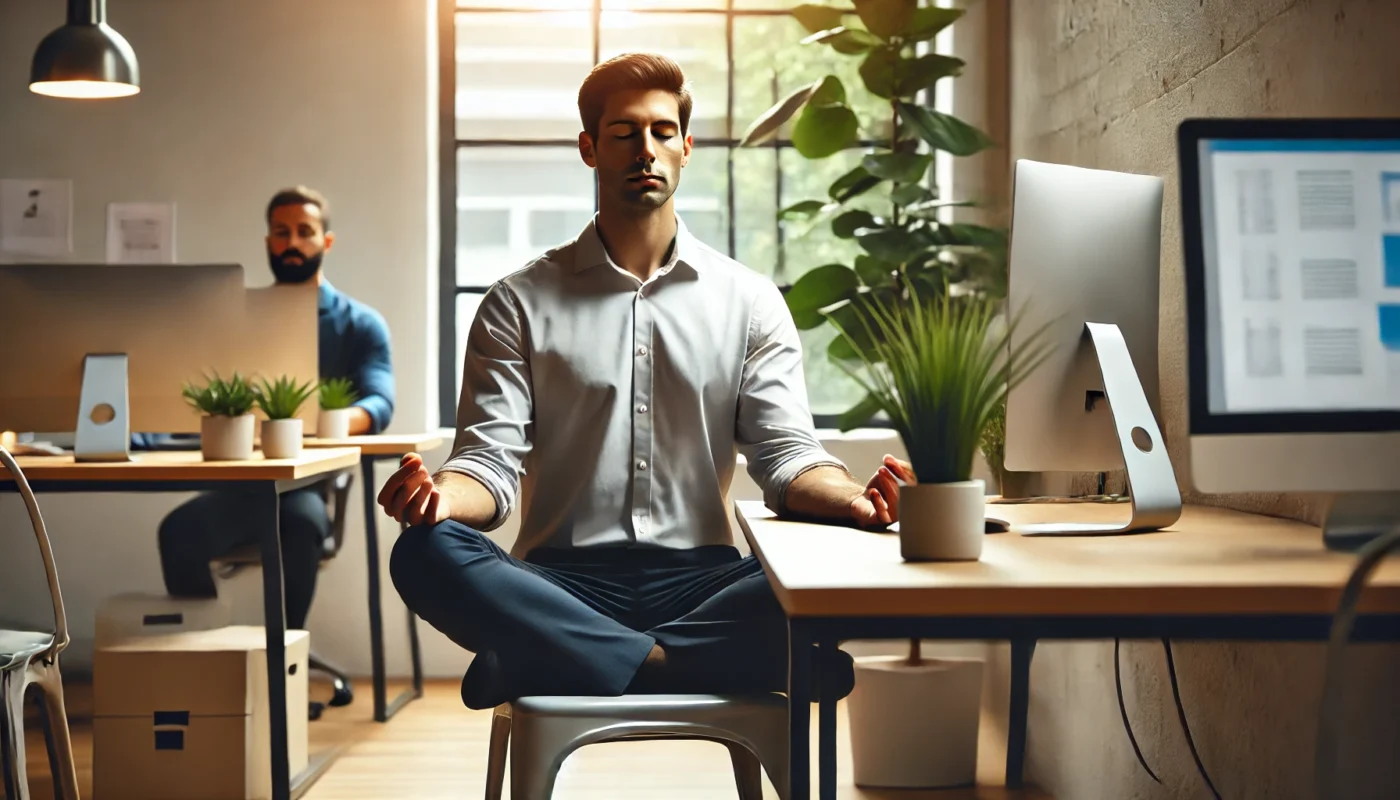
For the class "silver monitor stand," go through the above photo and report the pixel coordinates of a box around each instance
[1321,493,1400,552]
[1019,322,1183,536]
[74,354,132,462]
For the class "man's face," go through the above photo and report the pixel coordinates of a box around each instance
[580,88,692,212]
[266,202,334,283]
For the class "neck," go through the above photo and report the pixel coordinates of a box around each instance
[595,201,677,282]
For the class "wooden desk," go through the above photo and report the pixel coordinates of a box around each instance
[301,433,443,722]
[735,500,1400,800]
[1,448,360,800]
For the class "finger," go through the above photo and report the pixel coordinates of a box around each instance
[870,488,892,525]
[385,471,429,518]
[885,455,916,483]
[404,482,435,526]
[876,469,901,518]
[377,459,423,507]
[850,495,876,527]
[422,490,442,526]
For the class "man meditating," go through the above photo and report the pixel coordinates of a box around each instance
[381,52,913,709]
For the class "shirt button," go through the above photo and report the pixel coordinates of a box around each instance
[636,459,648,471]
[637,403,648,414]
[637,345,648,357]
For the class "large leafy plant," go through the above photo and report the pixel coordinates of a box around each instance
[740,0,1009,437]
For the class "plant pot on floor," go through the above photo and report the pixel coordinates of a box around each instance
[898,480,986,561]
[200,414,255,461]
[318,408,352,440]
[260,418,303,459]
[848,654,984,788]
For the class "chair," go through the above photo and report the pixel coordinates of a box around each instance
[211,471,356,716]
[484,693,789,800]
[0,444,79,800]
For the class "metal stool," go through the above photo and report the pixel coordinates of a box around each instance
[484,694,790,800]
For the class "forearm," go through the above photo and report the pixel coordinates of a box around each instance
[347,407,374,436]
[432,469,499,530]
[779,465,864,523]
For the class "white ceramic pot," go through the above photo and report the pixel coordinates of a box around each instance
[848,654,984,788]
[260,418,303,459]
[318,408,352,440]
[898,480,986,561]
[200,414,255,461]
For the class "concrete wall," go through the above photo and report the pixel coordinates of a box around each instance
[1002,0,1400,797]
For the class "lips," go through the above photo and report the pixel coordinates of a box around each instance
[629,174,664,187]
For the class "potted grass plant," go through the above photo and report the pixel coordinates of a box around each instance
[255,375,315,459]
[317,377,359,440]
[182,371,258,461]
[830,277,1050,560]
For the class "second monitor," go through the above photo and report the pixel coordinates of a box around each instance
[1004,159,1183,534]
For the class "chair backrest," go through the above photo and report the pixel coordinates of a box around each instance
[0,444,68,658]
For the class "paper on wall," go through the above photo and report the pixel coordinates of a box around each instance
[0,178,73,257]
[106,201,177,263]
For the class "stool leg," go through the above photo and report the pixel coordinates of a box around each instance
[726,741,765,800]
[484,708,511,800]
[34,664,78,800]
[1,670,31,800]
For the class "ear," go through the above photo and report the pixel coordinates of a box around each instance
[578,131,597,168]
[682,133,693,168]
[323,230,336,252]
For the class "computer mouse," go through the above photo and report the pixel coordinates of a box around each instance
[985,516,1011,534]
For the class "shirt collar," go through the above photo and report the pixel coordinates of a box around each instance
[317,279,338,312]
[571,214,702,277]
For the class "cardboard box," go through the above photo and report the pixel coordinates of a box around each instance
[94,592,232,647]
[93,626,309,800]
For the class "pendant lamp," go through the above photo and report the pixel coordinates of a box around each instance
[30,0,140,99]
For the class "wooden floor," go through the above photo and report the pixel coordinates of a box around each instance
[23,678,1051,799]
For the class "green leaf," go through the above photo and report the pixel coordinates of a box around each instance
[857,46,901,99]
[785,263,860,312]
[319,376,360,410]
[833,210,878,238]
[905,6,964,42]
[739,80,821,147]
[829,165,882,202]
[854,254,896,287]
[890,183,935,207]
[897,53,965,96]
[838,392,884,432]
[779,199,829,221]
[801,26,883,55]
[792,3,855,34]
[255,375,316,420]
[935,222,1007,248]
[898,102,994,156]
[862,152,932,183]
[856,226,927,263]
[808,75,847,107]
[792,104,858,158]
[791,306,825,330]
[851,0,916,40]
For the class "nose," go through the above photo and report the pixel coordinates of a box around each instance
[638,130,658,164]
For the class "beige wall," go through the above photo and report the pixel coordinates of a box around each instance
[995,1,1400,797]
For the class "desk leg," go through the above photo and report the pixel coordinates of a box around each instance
[1006,638,1037,789]
[788,620,812,800]
[817,634,838,800]
[259,482,291,800]
[404,520,424,699]
[361,456,391,723]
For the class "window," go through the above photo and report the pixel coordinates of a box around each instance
[439,0,950,428]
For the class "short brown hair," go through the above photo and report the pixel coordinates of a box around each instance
[266,186,331,232]
[577,52,692,141]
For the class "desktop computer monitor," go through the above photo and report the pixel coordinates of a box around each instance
[1004,159,1182,534]
[0,263,317,460]
[1180,117,1400,549]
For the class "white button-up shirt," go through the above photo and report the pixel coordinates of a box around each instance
[441,216,845,556]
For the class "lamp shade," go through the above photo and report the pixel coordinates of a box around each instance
[29,1,139,99]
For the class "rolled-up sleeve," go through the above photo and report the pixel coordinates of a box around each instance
[352,310,395,434]
[736,282,847,513]
[437,283,533,531]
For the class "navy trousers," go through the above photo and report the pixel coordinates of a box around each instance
[390,520,821,709]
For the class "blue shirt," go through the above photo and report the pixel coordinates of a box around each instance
[133,280,394,446]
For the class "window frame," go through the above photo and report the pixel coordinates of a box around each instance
[438,0,926,430]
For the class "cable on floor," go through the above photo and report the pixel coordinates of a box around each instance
[1162,639,1223,800]
[1115,637,1161,784]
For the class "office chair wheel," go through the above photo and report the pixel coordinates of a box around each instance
[328,676,354,707]
[308,701,325,721]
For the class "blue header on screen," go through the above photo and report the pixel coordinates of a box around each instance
[1207,139,1400,153]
